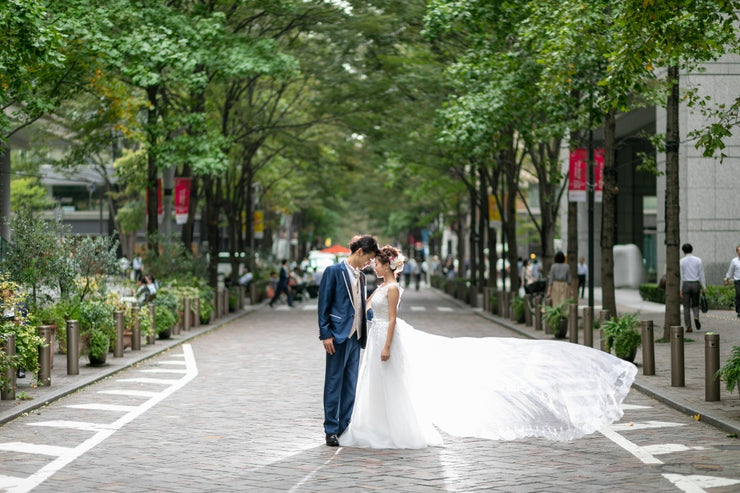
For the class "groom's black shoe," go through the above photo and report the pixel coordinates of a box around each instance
[325,434,339,447]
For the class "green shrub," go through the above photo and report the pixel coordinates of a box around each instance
[602,313,641,360]
[715,345,740,397]
[153,304,178,335]
[88,329,109,359]
[638,283,665,303]
[705,285,734,310]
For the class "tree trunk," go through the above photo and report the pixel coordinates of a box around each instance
[204,176,219,289]
[468,184,478,286]
[664,65,682,334]
[601,107,617,316]
[146,84,160,254]
[478,166,489,288]
[567,201,579,299]
[0,143,11,243]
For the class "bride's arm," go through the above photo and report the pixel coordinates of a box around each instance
[381,285,399,362]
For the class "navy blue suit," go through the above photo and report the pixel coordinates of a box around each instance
[318,262,367,436]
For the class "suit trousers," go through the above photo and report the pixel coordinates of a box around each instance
[323,333,360,435]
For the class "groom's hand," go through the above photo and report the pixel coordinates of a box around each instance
[322,337,336,355]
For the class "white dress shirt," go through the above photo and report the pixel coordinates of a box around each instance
[726,257,740,281]
[680,254,706,288]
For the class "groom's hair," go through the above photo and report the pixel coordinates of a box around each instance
[349,235,379,255]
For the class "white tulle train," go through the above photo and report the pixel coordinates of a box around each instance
[339,287,636,449]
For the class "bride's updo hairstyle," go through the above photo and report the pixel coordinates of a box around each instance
[377,245,405,279]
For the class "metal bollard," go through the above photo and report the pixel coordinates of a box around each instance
[66,320,79,375]
[38,325,53,387]
[215,292,221,319]
[599,309,611,325]
[705,332,720,401]
[568,302,578,344]
[184,298,191,332]
[509,299,517,322]
[1,334,16,400]
[193,297,201,328]
[534,297,542,331]
[641,320,655,375]
[148,304,156,345]
[583,306,593,347]
[131,307,141,351]
[114,311,124,357]
[670,326,685,387]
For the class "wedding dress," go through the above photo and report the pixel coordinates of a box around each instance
[338,283,637,449]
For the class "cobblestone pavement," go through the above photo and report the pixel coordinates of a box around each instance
[0,286,739,492]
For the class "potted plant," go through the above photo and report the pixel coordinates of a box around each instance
[512,296,526,323]
[152,291,179,339]
[543,300,568,338]
[601,313,642,362]
[87,328,109,366]
[1,276,45,389]
[78,299,115,365]
[715,345,740,397]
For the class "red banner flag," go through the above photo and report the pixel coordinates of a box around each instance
[174,178,191,224]
[568,148,604,202]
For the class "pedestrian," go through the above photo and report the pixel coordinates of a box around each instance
[679,243,706,332]
[269,259,293,308]
[132,254,143,281]
[521,258,535,294]
[546,251,571,306]
[577,256,588,299]
[411,257,421,291]
[724,244,740,318]
[318,235,379,446]
[238,267,253,289]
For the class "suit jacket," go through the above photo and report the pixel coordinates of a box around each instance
[317,262,368,349]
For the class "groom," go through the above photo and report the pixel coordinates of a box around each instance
[318,235,379,446]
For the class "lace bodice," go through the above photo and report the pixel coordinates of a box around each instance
[370,283,402,323]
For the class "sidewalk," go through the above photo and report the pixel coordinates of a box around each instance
[477,287,740,436]
[0,302,264,426]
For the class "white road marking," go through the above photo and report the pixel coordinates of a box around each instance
[139,368,187,374]
[410,306,426,311]
[3,344,198,493]
[621,404,652,410]
[65,404,138,412]
[599,426,663,464]
[0,475,23,489]
[116,377,180,385]
[642,444,706,455]
[609,420,686,431]
[662,474,740,492]
[0,443,73,457]
[97,389,159,397]
[26,421,113,432]
[437,307,453,312]
[158,360,186,365]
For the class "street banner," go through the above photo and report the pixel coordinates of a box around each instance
[488,194,501,228]
[254,210,264,239]
[174,178,191,224]
[568,148,604,202]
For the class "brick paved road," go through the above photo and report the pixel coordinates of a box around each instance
[0,287,738,492]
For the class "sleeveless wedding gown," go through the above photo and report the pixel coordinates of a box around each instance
[338,283,637,449]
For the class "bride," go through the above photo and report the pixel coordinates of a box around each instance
[339,245,637,449]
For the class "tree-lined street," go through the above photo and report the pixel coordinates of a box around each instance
[1,288,738,492]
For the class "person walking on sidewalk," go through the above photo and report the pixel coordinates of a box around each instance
[269,259,293,308]
[577,256,588,299]
[679,243,706,332]
[724,244,740,318]
[547,251,571,306]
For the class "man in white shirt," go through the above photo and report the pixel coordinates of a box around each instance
[724,244,740,318]
[679,243,706,332]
